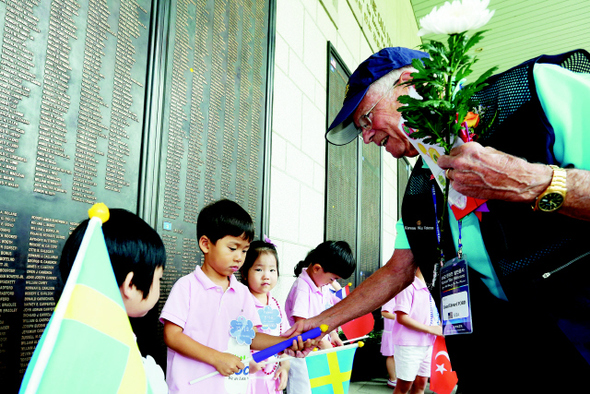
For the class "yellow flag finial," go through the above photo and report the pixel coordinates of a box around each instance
[88,203,110,223]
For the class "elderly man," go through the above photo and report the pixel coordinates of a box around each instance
[285,47,590,393]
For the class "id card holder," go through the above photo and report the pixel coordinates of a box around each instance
[440,257,473,335]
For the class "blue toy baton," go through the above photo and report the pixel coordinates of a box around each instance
[189,324,328,385]
[252,324,328,363]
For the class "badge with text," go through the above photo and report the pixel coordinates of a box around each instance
[258,305,282,331]
[441,257,473,335]
[229,316,256,345]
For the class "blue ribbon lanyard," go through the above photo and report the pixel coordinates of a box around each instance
[431,183,463,263]
[431,183,444,264]
[457,219,463,259]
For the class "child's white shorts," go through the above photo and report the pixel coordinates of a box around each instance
[393,345,433,382]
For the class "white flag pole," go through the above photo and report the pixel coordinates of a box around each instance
[245,341,365,369]
[341,335,369,345]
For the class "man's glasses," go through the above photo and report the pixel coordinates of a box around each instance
[357,80,400,132]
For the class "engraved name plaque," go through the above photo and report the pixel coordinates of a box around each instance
[0,0,272,390]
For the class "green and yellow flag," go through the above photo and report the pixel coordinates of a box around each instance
[20,214,151,393]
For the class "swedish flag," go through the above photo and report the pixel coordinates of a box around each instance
[306,345,358,394]
[19,215,152,393]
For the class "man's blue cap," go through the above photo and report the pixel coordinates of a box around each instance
[326,47,428,145]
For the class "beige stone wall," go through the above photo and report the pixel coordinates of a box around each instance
[268,0,421,302]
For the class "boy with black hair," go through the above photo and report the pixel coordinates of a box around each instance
[58,208,168,393]
[160,199,307,394]
[59,208,166,316]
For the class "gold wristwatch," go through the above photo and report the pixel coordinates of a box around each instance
[532,165,567,212]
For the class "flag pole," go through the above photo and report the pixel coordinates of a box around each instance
[256,341,365,368]
[341,335,368,345]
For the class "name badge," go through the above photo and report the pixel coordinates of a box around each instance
[440,257,473,335]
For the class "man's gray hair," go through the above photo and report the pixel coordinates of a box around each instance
[368,65,416,96]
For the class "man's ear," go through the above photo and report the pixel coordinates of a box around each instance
[399,70,414,84]
[199,235,211,254]
[121,271,136,299]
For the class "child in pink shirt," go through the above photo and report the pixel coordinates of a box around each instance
[391,268,442,394]
[239,239,290,394]
[160,200,306,394]
[285,241,356,394]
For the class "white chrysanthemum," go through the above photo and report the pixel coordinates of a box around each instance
[418,0,495,36]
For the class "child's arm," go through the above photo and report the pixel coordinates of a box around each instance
[248,359,263,374]
[317,337,331,349]
[395,311,443,336]
[381,311,396,320]
[276,360,290,391]
[250,329,301,373]
[331,280,342,292]
[251,330,309,352]
[163,320,245,376]
[329,330,343,347]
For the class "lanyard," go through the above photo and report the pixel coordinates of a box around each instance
[457,219,463,259]
[431,183,442,288]
[430,182,463,286]
[431,183,444,263]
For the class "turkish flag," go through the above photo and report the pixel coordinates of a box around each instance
[430,336,458,394]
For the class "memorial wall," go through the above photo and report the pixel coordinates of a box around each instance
[0,0,271,390]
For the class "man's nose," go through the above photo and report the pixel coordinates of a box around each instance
[362,128,376,144]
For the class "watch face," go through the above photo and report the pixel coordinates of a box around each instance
[539,192,565,212]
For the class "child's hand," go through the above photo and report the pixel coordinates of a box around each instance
[249,360,263,374]
[330,331,343,347]
[212,352,245,376]
[431,325,443,336]
[319,338,333,350]
[275,364,289,391]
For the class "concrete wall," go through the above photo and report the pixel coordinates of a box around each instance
[267,0,421,303]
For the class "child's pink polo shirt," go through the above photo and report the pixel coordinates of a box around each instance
[285,268,339,326]
[391,276,437,347]
[160,266,261,394]
[247,291,290,394]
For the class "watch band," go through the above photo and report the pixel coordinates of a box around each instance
[532,165,567,212]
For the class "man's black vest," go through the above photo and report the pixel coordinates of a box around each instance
[402,49,590,302]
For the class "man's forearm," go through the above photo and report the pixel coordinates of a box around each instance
[438,142,590,222]
[560,168,590,221]
[309,248,416,332]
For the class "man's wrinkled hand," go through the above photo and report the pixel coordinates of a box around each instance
[282,335,316,358]
[438,142,551,203]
